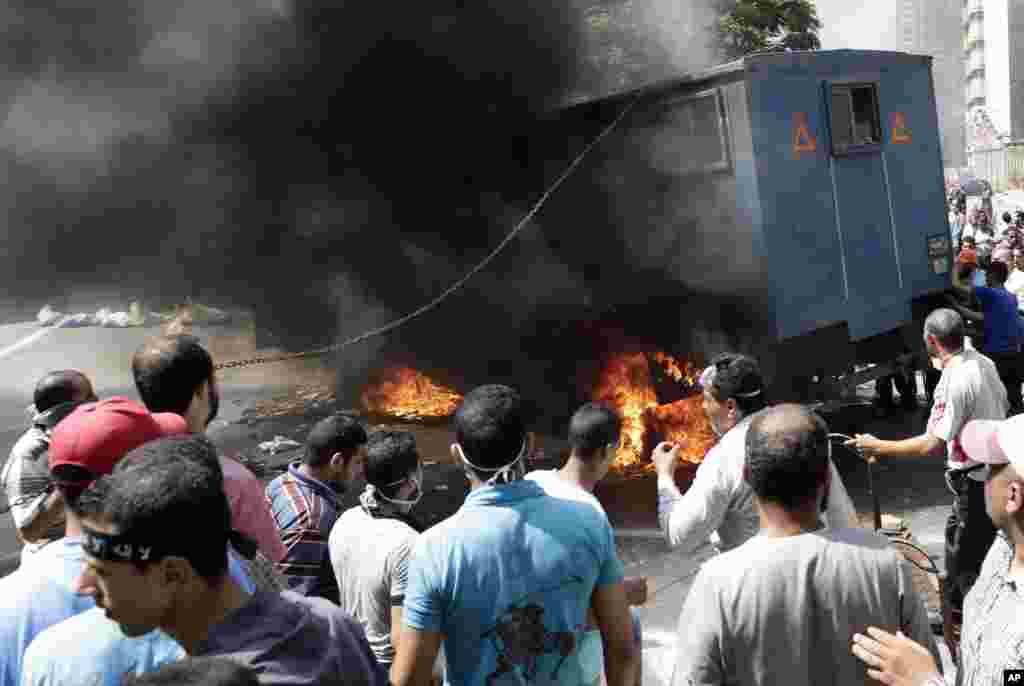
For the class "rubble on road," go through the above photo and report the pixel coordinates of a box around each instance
[245,384,338,419]
[258,436,303,455]
[36,301,233,329]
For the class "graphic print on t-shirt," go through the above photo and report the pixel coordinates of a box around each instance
[480,576,588,686]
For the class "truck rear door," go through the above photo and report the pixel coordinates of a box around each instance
[823,81,908,340]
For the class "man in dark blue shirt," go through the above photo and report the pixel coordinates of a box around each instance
[951,259,1024,414]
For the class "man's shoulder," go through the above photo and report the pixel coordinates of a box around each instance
[23,608,118,658]
[217,453,260,482]
[334,507,416,546]
[278,590,367,637]
[265,470,299,497]
[9,426,49,462]
[706,528,893,574]
[534,490,610,527]
[524,470,605,515]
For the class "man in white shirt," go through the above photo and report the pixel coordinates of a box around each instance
[653,353,858,605]
[848,308,1008,613]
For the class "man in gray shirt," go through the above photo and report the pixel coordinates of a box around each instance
[330,430,423,677]
[672,404,938,686]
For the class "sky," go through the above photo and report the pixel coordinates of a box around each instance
[815,0,904,51]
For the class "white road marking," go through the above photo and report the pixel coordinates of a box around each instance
[0,327,53,360]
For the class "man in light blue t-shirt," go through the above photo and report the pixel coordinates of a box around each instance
[392,385,639,686]
[21,608,185,686]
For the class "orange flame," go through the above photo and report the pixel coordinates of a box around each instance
[360,367,463,419]
[593,351,715,470]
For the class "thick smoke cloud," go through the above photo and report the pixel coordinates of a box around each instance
[1,0,737,425]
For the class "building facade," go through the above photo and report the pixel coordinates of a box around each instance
[963,0,1024,148]
[902,0,965,167]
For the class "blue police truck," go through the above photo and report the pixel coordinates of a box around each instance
[538,49,954,404]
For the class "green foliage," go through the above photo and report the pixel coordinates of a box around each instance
[714,0,821,61]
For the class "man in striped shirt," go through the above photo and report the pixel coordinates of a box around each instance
[265,414,367,603]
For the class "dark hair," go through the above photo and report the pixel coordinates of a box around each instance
[74,435,231,581]
[122,658,258,686]
[924,308,965,351]
[706,353,767,416]
[52,464,98,507]
[132,336,214,415]
[989,259,1010,284]
[568,403,622,460]
[453,384,526,474]
[304,414,368,467]
[34,370,91,413]
[365,430,420,498]
[745,405,829,510]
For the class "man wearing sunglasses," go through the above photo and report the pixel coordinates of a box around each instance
[852,415,1024,686]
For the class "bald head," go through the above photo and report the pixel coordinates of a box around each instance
[924,308,965,353]
[745,404,829,510]
[33,370,95,413]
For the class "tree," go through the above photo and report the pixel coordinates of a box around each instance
[714,0,821,61]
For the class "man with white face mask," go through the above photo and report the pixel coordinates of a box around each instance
[329,430,423,677]
[652,353,858,606]
[392,385,638,686]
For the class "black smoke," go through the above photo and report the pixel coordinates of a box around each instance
[0,1,731,428]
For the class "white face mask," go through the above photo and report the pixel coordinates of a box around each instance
[377,466,424,509]
[454,439,528,485]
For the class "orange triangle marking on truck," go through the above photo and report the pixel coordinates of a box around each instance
[891,112,912,144]
[793,112,817,158]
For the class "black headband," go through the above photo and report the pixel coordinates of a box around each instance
[82,524,165,563]
[82,524,256,563]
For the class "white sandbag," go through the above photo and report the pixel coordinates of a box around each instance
[258,436,302,455]
[103,311,133,328]
[36,305,63,327]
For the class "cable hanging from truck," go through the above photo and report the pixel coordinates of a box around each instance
[215,97,638,371]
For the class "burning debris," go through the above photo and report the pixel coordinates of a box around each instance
[360,367,464,422]
[592,351,715,470]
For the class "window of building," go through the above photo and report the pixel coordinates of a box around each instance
[829,83,882,155]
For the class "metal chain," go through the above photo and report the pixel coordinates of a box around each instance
[214,97,638,373]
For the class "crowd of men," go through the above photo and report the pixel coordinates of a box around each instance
[0,306,1022,685]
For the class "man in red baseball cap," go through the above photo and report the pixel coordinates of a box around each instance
[0,397,186,686]
[49,397,188,496]
[852,414,1024,685]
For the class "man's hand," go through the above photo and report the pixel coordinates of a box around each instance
[845,434,882,463]
[851,628,939,686]
[651,442,682,479]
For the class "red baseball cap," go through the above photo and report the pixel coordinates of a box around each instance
[49,397,188,480]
